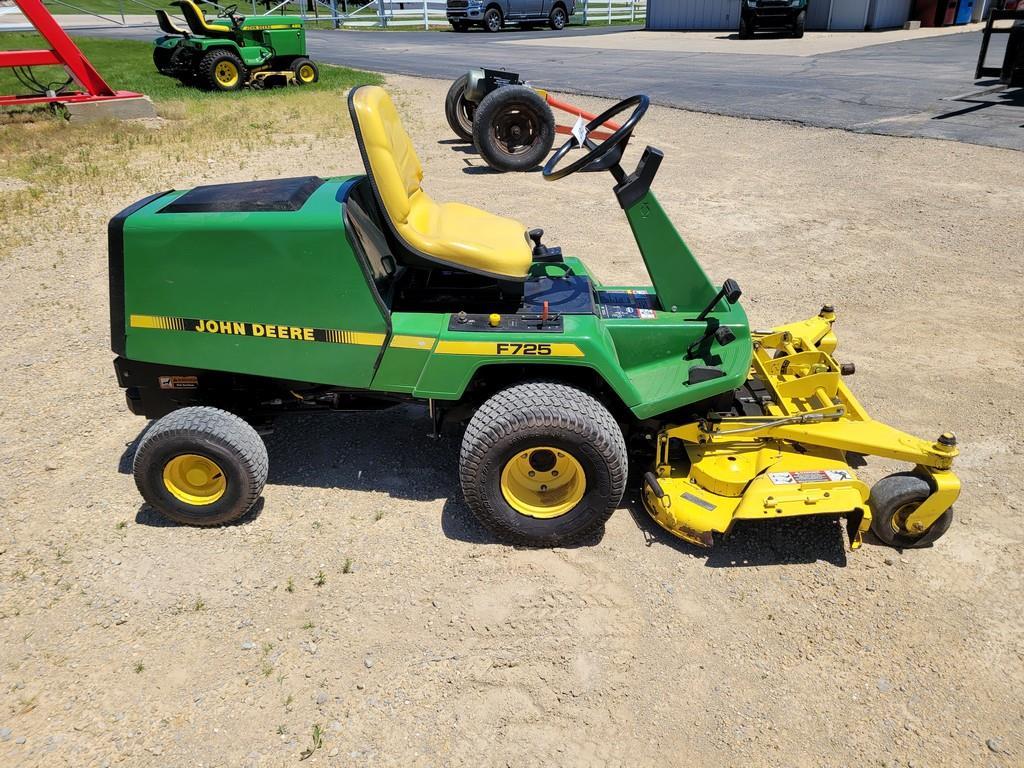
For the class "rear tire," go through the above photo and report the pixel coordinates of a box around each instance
[869,472,953,549]
[549,5,567,29]
[198,49,247,91]
[133,407,268,526]
[153,46,173,75]
[460,382,627,547]
[472,85,555,172]
[483,6,503,32]
[444,73,477,142]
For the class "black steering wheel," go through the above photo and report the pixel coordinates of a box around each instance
[218,4,243,25]
[542,94,649,182]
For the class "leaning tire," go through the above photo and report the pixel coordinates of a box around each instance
[549,4,567,29]
[483,6,503,32]
[869,472,953,549]
[291,57,319,85]
[133,406,268,526]
[472,85,555,172]
[444,73,476,142]
[460,382,627,547]
[198,49,247,92]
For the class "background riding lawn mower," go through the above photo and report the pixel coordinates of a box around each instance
[445,68,621,172]
[110,85,960,553]
[153,0,319,91]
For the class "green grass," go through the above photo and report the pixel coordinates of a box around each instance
[0,32,380,102]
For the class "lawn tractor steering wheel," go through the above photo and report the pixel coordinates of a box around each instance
[542,94,649,182]
[218,4,244,26]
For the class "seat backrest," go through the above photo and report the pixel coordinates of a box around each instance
[155,9,187,35]
[171,0,233,36]
[348,85,425,229]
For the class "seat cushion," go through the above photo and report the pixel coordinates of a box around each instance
[350,85,532,280]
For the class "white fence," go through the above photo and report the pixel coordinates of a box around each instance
[254,0,645,28]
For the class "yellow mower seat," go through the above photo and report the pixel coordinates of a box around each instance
[348,85,532,280]
[155,9,188,36]
[172,0,233,36]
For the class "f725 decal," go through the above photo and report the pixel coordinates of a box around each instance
[496,342,553,356]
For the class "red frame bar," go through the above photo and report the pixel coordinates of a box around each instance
[0,0,141,105]
[545,92,622,141]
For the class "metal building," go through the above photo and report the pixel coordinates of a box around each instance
[645,0,910,30]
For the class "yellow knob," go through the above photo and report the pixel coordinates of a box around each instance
[489,313,501,327]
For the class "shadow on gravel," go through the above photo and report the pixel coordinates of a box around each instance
[623,493,849,568]
[437,139,478,154]
[133,498,265,528]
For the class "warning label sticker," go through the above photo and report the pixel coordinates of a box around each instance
[597,290,657,320]
[768,469,853,485]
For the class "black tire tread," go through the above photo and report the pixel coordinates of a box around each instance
[460,382,627,546]
[198,49,246,92]
[472,85,555,172]
[444,73,475,142]
[135,406,268,526]
[869,471,953,549]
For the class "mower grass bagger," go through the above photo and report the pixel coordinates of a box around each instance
[152,0,318,91]
[445,68,621,172]
[110,85,961,551]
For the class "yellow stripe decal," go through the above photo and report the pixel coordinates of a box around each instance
[434,340,584,358]
[129,315,385,347]
[390,335,436,350]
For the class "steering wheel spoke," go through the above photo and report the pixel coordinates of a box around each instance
[542,95,649,182]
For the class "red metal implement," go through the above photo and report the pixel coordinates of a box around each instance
[544,93,622,142]
[0,0,142,107]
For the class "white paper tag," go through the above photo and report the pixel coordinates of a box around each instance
[571,115,588,147]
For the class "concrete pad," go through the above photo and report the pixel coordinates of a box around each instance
[497,23,988,57]
[64,95,157,122]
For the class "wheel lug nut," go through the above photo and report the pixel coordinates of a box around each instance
[528,471,535,477]
[552,470,559,476]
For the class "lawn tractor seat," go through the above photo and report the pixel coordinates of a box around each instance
[348,85,533,281]
[172,0,234,37]
[155,9,188,36]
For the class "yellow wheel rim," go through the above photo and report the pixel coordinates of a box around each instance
[500,446,586,519]
[891,502,921,536]
[163,454,226,506]
[214,61,239,87]
[298,64,315,83]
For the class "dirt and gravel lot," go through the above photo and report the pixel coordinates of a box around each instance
[1,75,1022,767]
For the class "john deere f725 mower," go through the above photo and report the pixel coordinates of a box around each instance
[109,86,960,551]
[152,0,318,91]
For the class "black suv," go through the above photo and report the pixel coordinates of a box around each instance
[447,0,575,32]
[739,0,808,38]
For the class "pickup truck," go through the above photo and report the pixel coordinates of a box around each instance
[447,0,575,32]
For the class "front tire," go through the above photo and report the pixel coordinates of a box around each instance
[451,20,470,31]
[472,85,555,172]
[792,10,806,38]
[549,5,567,29]
[198,49,247,92]
[869,472,953,549]
[133,407,268,526]
[483,6,503,32]
[738,15,753,38]
[291,57,319,85]
[444,73,476,142]
[460,382,627,547]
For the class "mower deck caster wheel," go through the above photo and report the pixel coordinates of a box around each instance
[444,73,476,142]
[133,406,268,526]
[292,57,319,85]
[869,472,953,548]
[460,382,627,547]
[472,85,555,172]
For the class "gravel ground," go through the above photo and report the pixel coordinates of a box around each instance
[1,75,1022,767]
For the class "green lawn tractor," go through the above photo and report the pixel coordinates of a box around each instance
[152,0,318,91]
[109,85,960,552]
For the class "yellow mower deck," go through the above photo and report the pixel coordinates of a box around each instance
[642,308,960,550]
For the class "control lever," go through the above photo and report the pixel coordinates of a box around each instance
[696,278,742,321]
[528,228,563,263]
